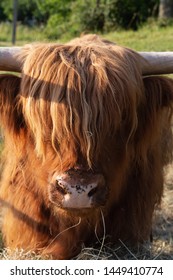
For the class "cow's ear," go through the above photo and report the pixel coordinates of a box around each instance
[143,76,173,110]
[0,74,24,134]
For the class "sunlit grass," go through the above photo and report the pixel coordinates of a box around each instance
[1,20,173,52]
[0,23,47,46]
[103,22,173,51]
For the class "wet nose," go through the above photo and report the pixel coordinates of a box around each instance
[49,171,108,209]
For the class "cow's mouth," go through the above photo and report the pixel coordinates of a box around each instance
[48,169,109,210]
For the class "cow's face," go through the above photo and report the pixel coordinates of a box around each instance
[17,44,143,213]
[46,138,132,213]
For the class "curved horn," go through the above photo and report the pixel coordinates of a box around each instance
[0,47,23,72]
[139,52,173,75]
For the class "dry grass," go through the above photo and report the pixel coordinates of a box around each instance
[0,163,172,260]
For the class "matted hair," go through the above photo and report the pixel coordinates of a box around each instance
[19,38,144,168]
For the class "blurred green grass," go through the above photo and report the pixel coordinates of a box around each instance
[1,21,173,51]
[104,23,173,51]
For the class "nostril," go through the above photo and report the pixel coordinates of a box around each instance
[55,181,68,195]
[88,186,98,198]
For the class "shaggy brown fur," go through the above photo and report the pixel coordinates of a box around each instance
[0,35,173,259]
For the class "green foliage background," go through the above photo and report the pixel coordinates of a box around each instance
[0,0,160,40]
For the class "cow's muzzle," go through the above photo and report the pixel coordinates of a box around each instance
[48,169,108,209]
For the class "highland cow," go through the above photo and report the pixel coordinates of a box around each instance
[0,35,173,259]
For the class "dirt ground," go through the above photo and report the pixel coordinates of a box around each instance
[0,164,172,260]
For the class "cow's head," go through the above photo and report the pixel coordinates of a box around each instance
[1,35,173,214]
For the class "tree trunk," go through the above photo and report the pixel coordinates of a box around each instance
[159,0,173,18]
[12,0,18,45]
